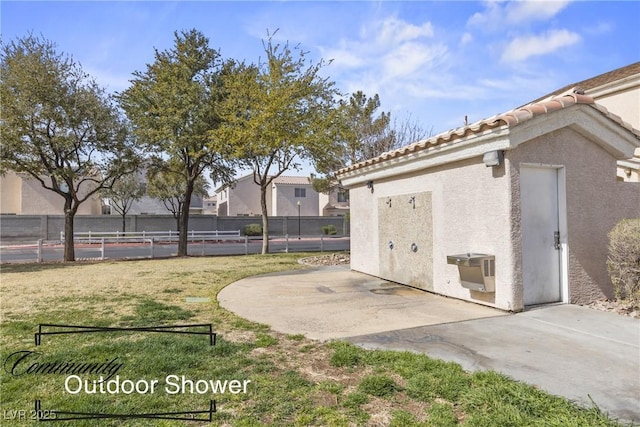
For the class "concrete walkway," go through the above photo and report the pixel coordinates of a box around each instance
[219,266,640,423]
[219,266,506,340]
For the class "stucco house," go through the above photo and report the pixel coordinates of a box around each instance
[319,187,350,216]
[336,87,639,311]
[532,62,640,182]
[0,171,102,215]
[215,173,320,217]
[202,195,218,215]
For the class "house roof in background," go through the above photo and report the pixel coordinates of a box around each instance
[336,91,640,175]
[530,62,640,104]
[272,176,311,185]
[215,173,311,192]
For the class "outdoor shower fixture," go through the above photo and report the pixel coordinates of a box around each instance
[447,253,496,292]
[408,196,415,209]
[483,150,503,167]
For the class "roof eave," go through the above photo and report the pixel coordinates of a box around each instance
[337,103,640,188]
[508,104,640,157]
[337,126,511,187]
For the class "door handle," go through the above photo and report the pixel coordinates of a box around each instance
[554,231,561,250]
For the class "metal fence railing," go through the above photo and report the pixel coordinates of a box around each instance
[60,230,241,243]
[0,234,350,263]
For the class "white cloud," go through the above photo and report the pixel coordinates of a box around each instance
[461,32,473,45]
[469,0,572,29]
[501,29,581,62]
[506,0,571,24]
[83,66,132,93]
[317,14,454,112]
[468,1,504,29]
[382,42,447,78]
[322,16,444,72]
[375,16,434,45]
[322,45,366,69]
[585,21,614,36]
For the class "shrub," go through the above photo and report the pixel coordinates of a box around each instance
[322,224,337,235]
[243,223,263,236]
[607,218,640,308]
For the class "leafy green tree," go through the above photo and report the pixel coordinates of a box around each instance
[214,33,340,254]
[0,34,139,261]
[311,91,390,194]
[118,29,234,256]
[146,161,209,232]
[103,173,146,232]
[312,91,431,194]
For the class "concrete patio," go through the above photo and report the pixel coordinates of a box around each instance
[218,266,640,423]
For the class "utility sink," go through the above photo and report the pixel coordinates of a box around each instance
[447,253,493,267]
[447,253,495,292]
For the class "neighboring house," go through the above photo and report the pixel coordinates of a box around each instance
[215,173,322,217]
[202,195,218,215]
[0,171,102,215]
[270,176,319,216]
[319,187,350,216]
[336,90,639,312]
[532,62,640,182]
[105,165,207,216]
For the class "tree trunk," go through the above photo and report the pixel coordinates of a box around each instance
[178,183,194,257]
[63,199,76,262]
[121,213,126,233]
[260,184,269,254]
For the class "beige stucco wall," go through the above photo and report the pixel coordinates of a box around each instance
[508,127,640,304]
[0,172,22,214]
[224,176,272,216]
[590,79,639,130]
[349,156,518,311]
[21,178,101,215]
[590,73,640,180]
[319,189,350,216]
[0,171,101,215]
[272,183,319,216]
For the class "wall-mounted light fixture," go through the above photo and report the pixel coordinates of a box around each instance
[482,150,504,167]
[366,180,374,193]
[408,196,415,209]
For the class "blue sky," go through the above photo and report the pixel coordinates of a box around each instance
[2,1,639,176]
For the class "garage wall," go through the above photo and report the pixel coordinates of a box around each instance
[349,156,517,311]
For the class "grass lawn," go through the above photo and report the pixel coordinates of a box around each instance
[0,255,629,426]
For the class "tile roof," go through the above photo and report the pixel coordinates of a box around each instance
[530,62,640,104]
[336,91,640,175]
[272,176,311,185]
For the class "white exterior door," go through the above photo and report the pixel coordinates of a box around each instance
[520,167,562,305]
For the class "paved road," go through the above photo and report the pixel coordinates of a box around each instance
[0,237,350,263]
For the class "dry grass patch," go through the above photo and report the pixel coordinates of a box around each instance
[0,255,306,324]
